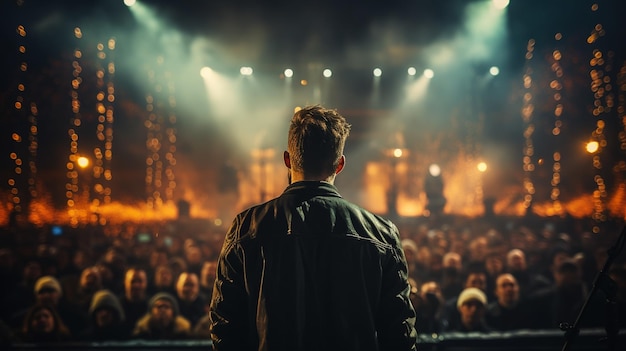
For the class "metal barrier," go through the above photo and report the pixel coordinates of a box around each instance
[7,328,625,351]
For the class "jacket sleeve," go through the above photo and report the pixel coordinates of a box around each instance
[209,216,250,351]
[376,226,418,351]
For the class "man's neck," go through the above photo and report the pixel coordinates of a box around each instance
[290,171,335,184]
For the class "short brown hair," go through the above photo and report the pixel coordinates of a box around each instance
[287,105,351,177]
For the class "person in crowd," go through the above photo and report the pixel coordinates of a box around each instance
[541,245,571,284]
[199,260,217,298]
[80,289,129,341]
[72,266,103,313]
[16,304,71,343]
[401,238,421,283]
[174,272,206,328]
[100,247,127,296]
[152,264,176,296]
[505,248,550,299]
[169,257,187,283]
[484,252,505,302]
[442,267,488,331]
[609,265,626,328]
[441,252,463,300]
[425,251,444,283]
[467,236,489,266]
[447,287,491,333]
[133,292,191,340]
[413,280,445,334]
[12,275,87,336]
[5,258,42,324]
[209,105,417,350]
[147,249,169,283]
[485,273,529,331]
[184,246,204,277]
[120,267,149,331]
[526,259,603,329]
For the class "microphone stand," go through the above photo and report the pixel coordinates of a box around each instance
[560,225,625,351]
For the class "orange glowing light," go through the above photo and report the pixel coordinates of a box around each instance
[586,141,599,154]
[477,162,488,173]
[77,156,90,168]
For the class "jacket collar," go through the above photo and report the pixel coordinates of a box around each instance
[282,181,342,198]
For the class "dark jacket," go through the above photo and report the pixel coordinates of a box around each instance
[209,181,417,351]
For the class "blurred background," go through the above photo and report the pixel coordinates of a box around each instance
[1,0,625,231]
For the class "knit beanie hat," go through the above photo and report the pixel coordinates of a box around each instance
[457,287,487,309]
[148,292,180,316]
[34,275,62,296]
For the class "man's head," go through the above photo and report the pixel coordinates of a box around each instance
[89,289,125,327]
[28,305,57,334]
[457,287,487,330]
[201,260,218,288]
[554,259,581,291]
[176,272,199,302]
[494,273,520,308]
[506,249,527,272]
[79,266,102,293]
[154,265,174,288]
[149,292,179,329]
[284,105,351,183]
[124,268,148,301]
[442,252,462,271]
[464,270,488,292]
[401,239,419,265]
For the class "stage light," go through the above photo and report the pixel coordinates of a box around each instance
[489,66,500,76]
[284,68,293,78]
[200,67,212,79]
[477,162,488,172]
[124,0,136,7]
[407,67,417,76]
[492,0,510,9]
[428,163,441,177]
[240,66,253,76]
[424,69,434,79]
[393,148,403,158]
[323,68,332,78]
[373,68,382,77]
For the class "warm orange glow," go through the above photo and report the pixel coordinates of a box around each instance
[77,156,90,168]
[586,141,599,153]
[477,162,487,173]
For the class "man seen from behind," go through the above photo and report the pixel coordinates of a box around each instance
[209,105,417,350]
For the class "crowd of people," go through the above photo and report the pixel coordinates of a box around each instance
[400,217,626,335]
[0,215,624,344]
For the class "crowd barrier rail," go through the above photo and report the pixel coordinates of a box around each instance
[7,328,625,351]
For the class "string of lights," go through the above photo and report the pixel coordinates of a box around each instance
[587,4,611,232]
[9,16,30,216]
[163,72,177,203]
[66,27,84,227]
[549,33,564,216]
[521,39,536,214]
[614,62,626,218]
[143,56,178,209]
[94,37,116,215]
